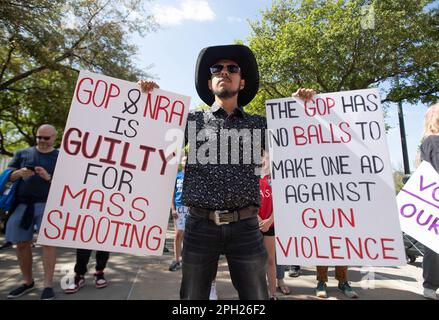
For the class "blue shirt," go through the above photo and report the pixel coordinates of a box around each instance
[8,147,59,202]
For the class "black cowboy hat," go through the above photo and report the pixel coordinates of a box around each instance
[195,44,259,106]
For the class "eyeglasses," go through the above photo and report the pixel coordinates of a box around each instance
[210,64,241,75]
[36,136,51,141]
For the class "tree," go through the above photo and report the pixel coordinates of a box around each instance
[245,0,439,115]
[0,0,156,156]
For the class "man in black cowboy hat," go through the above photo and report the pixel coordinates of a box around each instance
[140,44,314,300]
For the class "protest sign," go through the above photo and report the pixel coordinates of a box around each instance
[266,88,405,265]
[37,71,190,256]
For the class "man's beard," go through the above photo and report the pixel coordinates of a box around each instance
[37,143,52,151]
[213,87,240,99]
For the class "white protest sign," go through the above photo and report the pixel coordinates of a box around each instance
[397,161,439,254]
[37,71,190,256]
[266,88,405,266]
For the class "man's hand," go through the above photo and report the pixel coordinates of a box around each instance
[292,88,317,101]
[35,166,51,181]
[138,80,160,93]
[171,209,178,220]
[11,167,35,180]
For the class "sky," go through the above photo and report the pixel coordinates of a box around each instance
[131,0,429,172]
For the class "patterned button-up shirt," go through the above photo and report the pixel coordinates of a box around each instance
[183,103,267,210]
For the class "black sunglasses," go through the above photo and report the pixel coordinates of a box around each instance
[210,64,241,75]
[36,136,51,141]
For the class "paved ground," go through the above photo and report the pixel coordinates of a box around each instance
[0,222,432,301]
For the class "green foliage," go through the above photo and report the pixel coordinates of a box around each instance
[393,170,407,194]
[245,0,439,115]
[0,0,157,155]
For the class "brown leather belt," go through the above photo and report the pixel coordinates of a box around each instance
[190,206,258,226]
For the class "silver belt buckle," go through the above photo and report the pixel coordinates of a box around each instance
[213,210,231,226]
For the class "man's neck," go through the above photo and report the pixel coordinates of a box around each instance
[36,146,54,153]
[214,96,239,115]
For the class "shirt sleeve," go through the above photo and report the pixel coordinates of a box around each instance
[184,111,196,147]
[261,116,267,152]
[420,137,433,163]
[7,150,22,169]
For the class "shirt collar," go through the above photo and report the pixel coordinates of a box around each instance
[210,103,245,118]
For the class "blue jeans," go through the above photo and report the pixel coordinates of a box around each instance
[5,202,45,244]
[423,247,439,290]
[276,264,285,280]
[180,211,268,300]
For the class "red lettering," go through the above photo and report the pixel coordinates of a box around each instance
[143,92,156,118]
[326,97,335,113]
[120,142,137,170]
[345,237,363,259]
[63,128,82,155]
[61,212,81,241]
[365,237,379,260]
[276,237,292,257]
[75,77,93,105]
[301,237,313,258]
[111,220,124,246]
[329,236,343,259]
[82,132,102,158]
[292,123,352,146]
[318,124,331,143]
[62,128,162,172]
[155,95,170,122]
[86,189,105,212]
[99,137,121,165]
[120,223,131,247]
[92,80,108,108]
[129,223,145,248]
[143,93,186,126]
[308,125,321,144]
[304,99,315,116]
[60,185,87,208]
[139,145,157,171]
[314,237,329,259]
[130,197,148,222]
[75,77,120,109]
[320,210,336,228]
[328,123,341,143]
[339,122,352,143]
[304,97,335,117]
[293,126,307,145]
[294,236,299,258]
[171,100,185,126]
[42,211,165,252]
[302,208,317,229]
[146,225,162,251]
[96,217,111,244]
[381,238,398,260]
[80,215,96,243]
[108,193,125,217]
[106,83,120,109]
[44,210,62,239]
[159,149,174,175]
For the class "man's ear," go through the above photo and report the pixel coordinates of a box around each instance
[240,79,245,90]
[208,79,212,91]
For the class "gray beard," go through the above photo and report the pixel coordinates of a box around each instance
[213,87,240,99]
